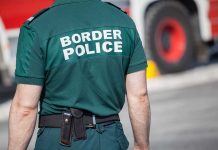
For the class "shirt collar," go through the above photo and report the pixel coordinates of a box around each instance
[53,0,100,6]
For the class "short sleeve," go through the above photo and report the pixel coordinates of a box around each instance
[127,28,147,74]
[15,25,45,85]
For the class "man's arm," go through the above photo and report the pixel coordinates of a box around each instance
[126,70,150,150]
[8,84,42,150]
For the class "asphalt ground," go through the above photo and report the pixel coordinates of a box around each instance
[148,81,218,150]
[0,63,218,150]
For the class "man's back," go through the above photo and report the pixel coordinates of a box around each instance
[9,1,150,150]
[15,0,147,116]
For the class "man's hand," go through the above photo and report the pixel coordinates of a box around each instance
[126,70,150,150]
[8,84,42,150]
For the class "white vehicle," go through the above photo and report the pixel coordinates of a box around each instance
[0,18,13,86]
[131,0,218,73]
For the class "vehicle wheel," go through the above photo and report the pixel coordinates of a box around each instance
[144,1,196,73]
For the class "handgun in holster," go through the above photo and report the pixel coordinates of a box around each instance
[70,108,86,140]
[60,108,86,146]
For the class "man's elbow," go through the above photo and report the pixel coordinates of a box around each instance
[138,92,149,102]
[18,106,37,117]
[11,100,37,117]
[131,92,149,103]
[127,93,149,108]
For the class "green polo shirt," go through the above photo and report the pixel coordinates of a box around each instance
[15,0,147,116]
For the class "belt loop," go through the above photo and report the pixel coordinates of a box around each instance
[92,115,96,128]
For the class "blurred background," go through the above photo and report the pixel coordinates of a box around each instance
[0,0,218,149]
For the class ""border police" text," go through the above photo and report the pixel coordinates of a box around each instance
[60,29,123,60]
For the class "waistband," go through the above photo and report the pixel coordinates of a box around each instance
[39,114,120,128]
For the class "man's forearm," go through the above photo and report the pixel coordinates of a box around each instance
[8,100,37,150]
[128,95,150,150]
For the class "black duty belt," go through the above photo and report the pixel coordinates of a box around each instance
[39,113,120,128]
[38,108,120,147]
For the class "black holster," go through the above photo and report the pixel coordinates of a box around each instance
[60,108,86,146]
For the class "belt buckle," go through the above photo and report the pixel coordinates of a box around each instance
[86,115,96,128]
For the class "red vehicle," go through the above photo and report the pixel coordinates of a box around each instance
[0,0,54,98]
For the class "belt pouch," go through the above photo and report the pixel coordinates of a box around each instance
[70,108,86,139]
[60,112,73,146]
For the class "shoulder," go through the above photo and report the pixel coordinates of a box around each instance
[20,6,54,39]
[23,7,50,27]
[103,2,127,15]
[101,2,136,28]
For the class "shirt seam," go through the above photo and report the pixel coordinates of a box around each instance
[19,25,45,77]
[25,25,47,73]
[127,63,146,74]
